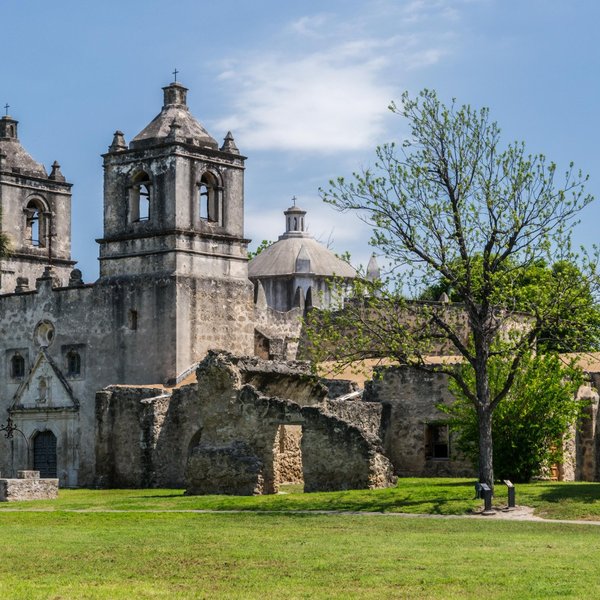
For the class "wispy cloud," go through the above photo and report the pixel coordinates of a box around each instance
[214,2,464,153]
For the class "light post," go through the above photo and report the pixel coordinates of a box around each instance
[0,414,30,477]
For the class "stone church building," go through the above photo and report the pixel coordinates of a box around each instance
[0,80,598,491]
[0,80,375,488]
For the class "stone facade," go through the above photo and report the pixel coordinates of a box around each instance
[0,82,254,487]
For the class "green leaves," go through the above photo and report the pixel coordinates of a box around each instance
[447,352,586,482]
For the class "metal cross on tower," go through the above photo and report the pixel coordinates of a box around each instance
[172,68,179,82]
[3,103,9,116]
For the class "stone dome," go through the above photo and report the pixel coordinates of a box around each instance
[248,203,356,279]
[0,116,47,178]
[130,82,218,150]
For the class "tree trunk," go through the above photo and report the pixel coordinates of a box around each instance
[473,319,495,490]
[477,405,494,490]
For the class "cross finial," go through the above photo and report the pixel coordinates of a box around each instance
[3,103,9,117]
[172,68,179,82]
[292,195,297,207]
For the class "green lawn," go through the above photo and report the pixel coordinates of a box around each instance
[0,511,599,599]
[1,479,599,598]
[1,478,599,521]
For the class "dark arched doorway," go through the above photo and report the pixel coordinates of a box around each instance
[33,431,57,478]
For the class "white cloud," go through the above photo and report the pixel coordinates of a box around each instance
[215,51,395,153]
[214,4,461,154]
[288,13,331,37]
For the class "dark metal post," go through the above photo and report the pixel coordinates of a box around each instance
[504,480,516,509]
[480,483,493,514]
[0,414,30,477]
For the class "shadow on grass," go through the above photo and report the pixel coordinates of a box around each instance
[429,481,475,488]
[133,494,185,499]
[529,483,600,504]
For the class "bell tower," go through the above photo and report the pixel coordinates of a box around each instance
[0,113,75,293]
[98,81,248,280]
[97,81,255,375]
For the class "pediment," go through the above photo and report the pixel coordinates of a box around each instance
[11,349,78,410]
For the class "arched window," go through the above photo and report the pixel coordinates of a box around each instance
[25,200,46,247]
[198,172,221,224]
[66,350,81,377]
[10,352,25,379]
[129,172,151,223]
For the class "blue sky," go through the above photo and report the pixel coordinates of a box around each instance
[2,0,599,280]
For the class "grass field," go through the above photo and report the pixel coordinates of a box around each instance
[1,479,599,599]
[1,478,599,520]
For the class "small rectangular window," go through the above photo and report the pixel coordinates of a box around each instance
[7,349,28,381]
[61,344,85,380]
[128,309,138,330]
[11,353,25,379]
[426,423,450,459]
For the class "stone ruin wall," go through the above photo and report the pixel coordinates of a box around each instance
[573,376,599,481]
[364,366,474,478]
[95,351,396,494]
[254,304,303,361]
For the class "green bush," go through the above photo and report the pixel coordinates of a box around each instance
[445,353,587,482]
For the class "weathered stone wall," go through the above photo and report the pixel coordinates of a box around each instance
[95,386,168,487]
[0,473,58,502]
[254,304,303,360]
[301,405,394,492]
[186,442,265,495]
[322,378,360,399]
[96,351,396,494]
[236,355,327,406]
[298,302,532,361]
[324,399,383,439]
[365,366,474,478]
[574,378,599,481]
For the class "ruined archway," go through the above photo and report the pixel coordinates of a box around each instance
[273,424,303,489]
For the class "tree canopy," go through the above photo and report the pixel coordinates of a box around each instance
[444,351,586,482]
[420,258,600,353]
[306,89,596,486]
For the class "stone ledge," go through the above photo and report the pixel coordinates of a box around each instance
[0,478,59,502]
